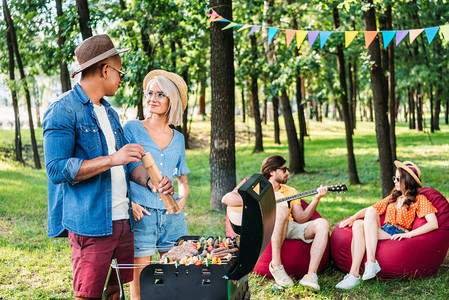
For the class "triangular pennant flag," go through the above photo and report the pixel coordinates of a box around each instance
[382,31,396,49]
[215,17,230,23]
[268,27,279,44]
[345,31,358,48]
[409,29,424,44]
[440,25,449,42]
[285,29,296,48]
[296,30,308,49]
[247,25,261,37]
[308,31,319,48]
[207,10,220,25]
[364,31,378,48]
[237,24,252,32]
[319,31,332,48]
[222,22,242,30]
[395,30,409,46]
[425,26,440,44]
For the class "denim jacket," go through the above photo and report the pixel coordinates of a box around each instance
[43,83,138,238]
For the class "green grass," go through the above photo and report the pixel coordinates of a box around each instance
[1,117,449,299]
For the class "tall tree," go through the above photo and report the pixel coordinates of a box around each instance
[76,0,92,40]
[250,35,263,153]
[363,0,393,196]
[56,0,71,92]
[209,0,236,212]
[4,3,23,164]
[3,0,41,169]
[332,5,360,185]
[386,4,397,161]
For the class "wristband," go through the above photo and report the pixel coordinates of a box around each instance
[146,177,152,191]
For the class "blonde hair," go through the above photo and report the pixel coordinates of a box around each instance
[145,76,183,126]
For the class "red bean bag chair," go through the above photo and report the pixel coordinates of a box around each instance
[330,187,449,279]
[226,200,330,279]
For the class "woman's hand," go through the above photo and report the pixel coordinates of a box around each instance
[339,216,356,228]
[175,197,187,214]
[390,232,412,241]
[132,202,150,221]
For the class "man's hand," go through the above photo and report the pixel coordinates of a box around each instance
[110,143,145,166]
[149,175,174,195]
[314,185,328,201]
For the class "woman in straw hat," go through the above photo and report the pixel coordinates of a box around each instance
[123,70,190,299]
[335,160,438,290]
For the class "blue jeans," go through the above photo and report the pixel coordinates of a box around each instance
[381,224,407,235]
[133,206,188,257]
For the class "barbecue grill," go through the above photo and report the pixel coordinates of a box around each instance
[105,173,276,300]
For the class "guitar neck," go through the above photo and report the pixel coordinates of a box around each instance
[276,189,318,203]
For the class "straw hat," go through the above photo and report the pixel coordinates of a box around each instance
[71,34,129,78]
[394,160,422,187]
[143,70,188,111]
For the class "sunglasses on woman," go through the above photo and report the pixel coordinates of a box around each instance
[392,176,400,183]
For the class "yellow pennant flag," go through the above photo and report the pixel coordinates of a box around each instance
[296,30,308,49]
[439,24,449,42]
[345,31,359,48]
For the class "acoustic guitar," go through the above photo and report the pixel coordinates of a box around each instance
[227,184,347,227]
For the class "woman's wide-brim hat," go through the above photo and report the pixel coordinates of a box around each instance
[71,34,129,78]
[394,160,422,187]
[143,70,188,111]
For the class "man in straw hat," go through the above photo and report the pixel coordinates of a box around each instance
[43,34,174,299]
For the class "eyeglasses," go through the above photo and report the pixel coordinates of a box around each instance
[392,176,400,183]
[278,167,289,173]
[108,65,126,81]
[144,90,168,102]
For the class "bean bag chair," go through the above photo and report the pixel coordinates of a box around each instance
[330,187,449,279]
[226,200,330,279]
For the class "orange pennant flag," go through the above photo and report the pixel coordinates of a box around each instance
[409,29,424,44]
[296,30,308,49]
[285,29,296,48]
[364,31,378,49]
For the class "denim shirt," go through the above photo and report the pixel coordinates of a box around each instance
[43,83,138,238]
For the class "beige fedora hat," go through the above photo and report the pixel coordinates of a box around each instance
[143,70,188,111]
[394,160,422,188]
[71,34,129,78]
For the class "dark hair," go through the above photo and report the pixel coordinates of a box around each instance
[81,55,120,79]
[261,155,286,179]
[388,168,420,210]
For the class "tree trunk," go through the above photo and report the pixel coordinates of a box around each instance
[272,97,280,143]
[386,5,396,162]
[198,78,206,116]
[408,89,415,129]
[56,0,71,92]
[434,87,441,130]
[429,86,434,133]
[76,0,92,40]
[209,0,236,212]
[348,61,355,133]
[363,0,393,197]
[4,8,23,164]
[250,35,263,153]
[4,0,41,169]
[415,89,423,131]
[241,89,246,123]
[295,76,306,169]
[333,7,360,184]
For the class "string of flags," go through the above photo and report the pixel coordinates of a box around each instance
[207,10,449,49]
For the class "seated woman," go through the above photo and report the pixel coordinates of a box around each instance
[335,160,438,290]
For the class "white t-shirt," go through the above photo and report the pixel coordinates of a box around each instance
[93,104,129,221]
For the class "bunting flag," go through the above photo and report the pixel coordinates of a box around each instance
[285,29,296,47]
[296,30,308,49]
[320,31,332,48]
[207,12,449,50]
[440,25,449,42]
[345,31,358,48]
[237,24,252,32]
[409,29,424,44]
[247,25,261,37]
[364,31,378,48]
[382,31,396,49]
[268,27,279,44]
[395,30,409,46]
[308,31,319,48]
[425,26,440,44]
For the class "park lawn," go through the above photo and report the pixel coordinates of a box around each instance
[0,117,448,299]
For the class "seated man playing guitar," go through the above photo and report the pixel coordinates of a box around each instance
[222,155,329,291]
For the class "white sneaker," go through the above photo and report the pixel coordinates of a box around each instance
[335,273,361,290]
[362,260,381,280]
[269,262,294,287]
[299,273,320,291]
